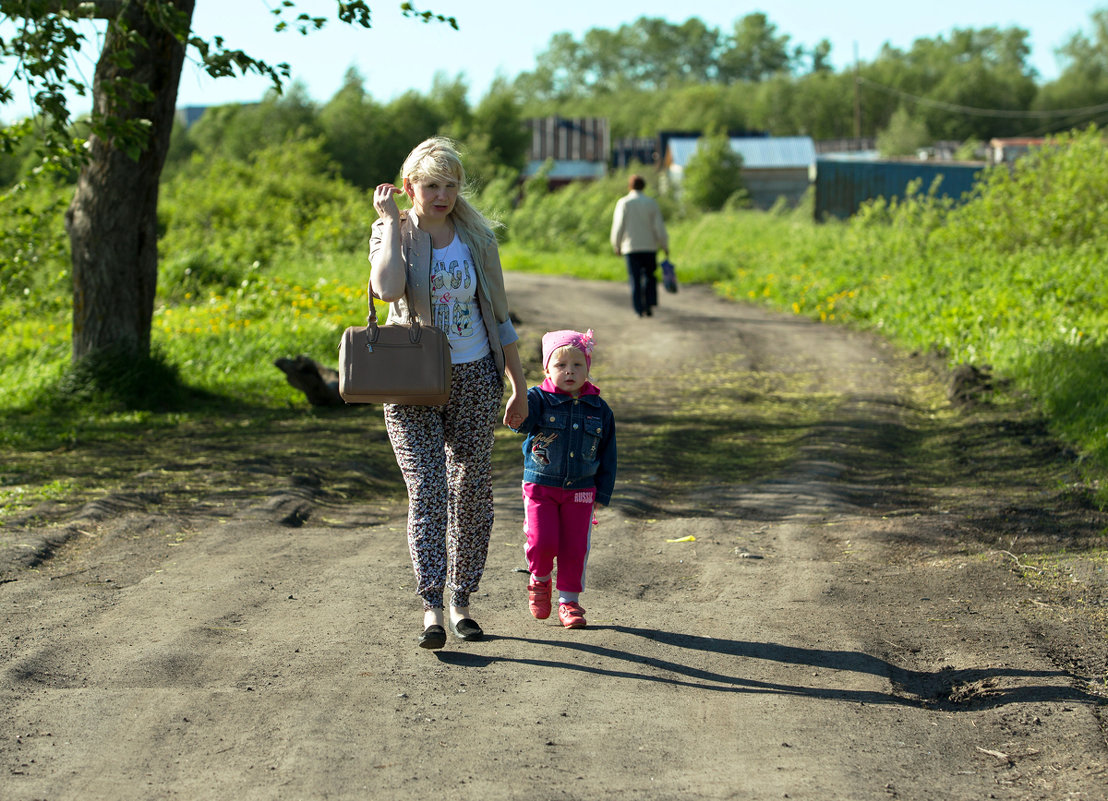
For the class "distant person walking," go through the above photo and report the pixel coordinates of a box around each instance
[610,174,669,318]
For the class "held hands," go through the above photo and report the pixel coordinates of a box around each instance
[503,392,527,430]
[373,183,402,220]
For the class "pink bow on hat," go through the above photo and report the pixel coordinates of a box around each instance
[542,329,595,370]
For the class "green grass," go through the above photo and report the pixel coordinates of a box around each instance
[2,126,1106,509]
[697,214,1108,491]
[693,128,1108,496]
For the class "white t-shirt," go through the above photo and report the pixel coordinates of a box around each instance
[430,236,490,364]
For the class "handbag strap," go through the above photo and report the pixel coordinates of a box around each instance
[367,288,423,344]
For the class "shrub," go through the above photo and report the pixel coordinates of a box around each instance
[157,138,375,299]
[682,133,746,212]
[0,179,70,305]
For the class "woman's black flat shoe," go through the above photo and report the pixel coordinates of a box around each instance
[450,618,483,641]
[418,624,446,650]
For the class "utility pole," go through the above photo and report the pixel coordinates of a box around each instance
[853,42,861,142]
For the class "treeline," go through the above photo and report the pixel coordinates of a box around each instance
[166,7,1108,178]
[162,71,531,194]
[514,10,1108,141]
[3,10,1108,192]
[166,6,1108,183]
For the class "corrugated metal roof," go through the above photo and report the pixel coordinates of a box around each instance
[522,160,607,180]
[668,136,816,169]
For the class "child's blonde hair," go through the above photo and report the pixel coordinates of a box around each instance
[402,136,499,247]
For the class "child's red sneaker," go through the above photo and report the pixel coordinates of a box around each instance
[528,577,552,620]
[558,601,587,629]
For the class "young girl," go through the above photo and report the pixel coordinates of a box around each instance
[509,329,617,628]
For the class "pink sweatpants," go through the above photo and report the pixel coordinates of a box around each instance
[522,483,595,594]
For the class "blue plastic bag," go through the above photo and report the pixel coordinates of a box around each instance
[660,259,678,294]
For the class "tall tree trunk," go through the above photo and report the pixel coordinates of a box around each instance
[66,1,195,363]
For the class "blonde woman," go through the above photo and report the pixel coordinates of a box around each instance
[369,137,526,649]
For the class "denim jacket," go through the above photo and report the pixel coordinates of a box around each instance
[514,384,617,505]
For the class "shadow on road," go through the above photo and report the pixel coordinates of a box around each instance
[433,627,1104,711]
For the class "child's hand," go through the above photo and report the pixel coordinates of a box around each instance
[503,393,527,429]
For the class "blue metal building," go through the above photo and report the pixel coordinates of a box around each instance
[815,156,986,220]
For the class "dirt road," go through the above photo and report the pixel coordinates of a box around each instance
[2,272,1106,800]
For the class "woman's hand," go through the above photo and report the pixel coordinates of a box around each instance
[503,392,527,430]
[373,183,402,220]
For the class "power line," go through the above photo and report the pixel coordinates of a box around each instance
[857,76,1108,119]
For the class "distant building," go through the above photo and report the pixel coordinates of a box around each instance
[814,156,984,220]
[611,129,765,171]
[663,135,817,209]
[988,137,1046,166]
[176,105,208,128]
[611,136,658,170]
[522,117,610,188]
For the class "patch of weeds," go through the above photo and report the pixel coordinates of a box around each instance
[624,358,838,492]
[0,478,78,519]
[1014,547,1108,690]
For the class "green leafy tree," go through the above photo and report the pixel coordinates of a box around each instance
[186,81,322,162]
[636,16,721,86]
[1034,10,1108,128]
[516,16,725,101]
[654,84,745,135]
[461,78,529,187]
[517,14,1103,143]
[861,27,1036,140]
[428,72,474,141]
[0,0,454,380]
[318,66,462,190]
[718,13,795,83]
[877,106,930,157]
[807,39,833,75]
[318,67,384,188]
[378,90,446,179]
[682,132,746,211]
[783,71,855,139]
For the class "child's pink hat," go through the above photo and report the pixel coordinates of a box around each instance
[542,329,595,370]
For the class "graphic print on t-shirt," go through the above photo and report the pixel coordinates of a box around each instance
[430,249,477,338]
[429,237,488,365]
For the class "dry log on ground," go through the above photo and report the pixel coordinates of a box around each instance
[275,355,345,407]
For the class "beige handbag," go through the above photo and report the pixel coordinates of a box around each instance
[338,291,452,405]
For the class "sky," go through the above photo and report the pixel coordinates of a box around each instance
[1,0,1104,120]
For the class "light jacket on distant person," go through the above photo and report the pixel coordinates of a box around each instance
[610,190,669,255]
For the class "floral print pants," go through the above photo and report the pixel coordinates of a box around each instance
[383,354,501,611]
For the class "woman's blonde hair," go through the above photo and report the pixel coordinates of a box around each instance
[402,136,499,247]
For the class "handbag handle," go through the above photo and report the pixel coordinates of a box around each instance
[367,290,423,345]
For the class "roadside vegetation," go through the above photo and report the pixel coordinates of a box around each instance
[2,10,1107,520]
[2,125,1106,506]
